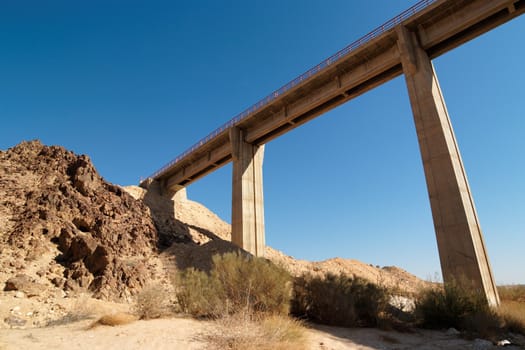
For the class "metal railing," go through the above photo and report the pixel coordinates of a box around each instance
[146,0,438,180]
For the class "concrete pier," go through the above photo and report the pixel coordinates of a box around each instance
[229,127,266,256]
[397,26,500,306]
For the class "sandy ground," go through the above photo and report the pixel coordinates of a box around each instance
[0,316,511,350]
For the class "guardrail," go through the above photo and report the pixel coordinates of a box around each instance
[146,0,438,181]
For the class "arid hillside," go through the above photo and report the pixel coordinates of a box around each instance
[0,140,427,329]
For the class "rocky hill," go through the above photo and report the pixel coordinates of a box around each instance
[0,141,160,301]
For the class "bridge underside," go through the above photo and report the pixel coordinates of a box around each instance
[144,0,525,307]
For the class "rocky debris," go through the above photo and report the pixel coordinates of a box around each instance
[4,274,45,297]
[4,315,27,328]
[473,338,494,350]
[0,140,159,300]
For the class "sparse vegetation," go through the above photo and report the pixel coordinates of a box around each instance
[134,283,170,320]
[415,281,525,338]
[498,285,525,303]
[498,301,525,335]
[291,273,390,328]
[497,285,525,335]
[176,252,305,348]
[415,280,492,331]
[203,312,306,350]
[46,294,97,326]
[176,251,292,318]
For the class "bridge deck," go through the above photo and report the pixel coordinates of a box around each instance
[143,0,524,191]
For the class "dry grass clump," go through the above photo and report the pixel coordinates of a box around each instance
[498,301,525,334]
[291,273,390,328]
[203,312,306,350]
[176,251,292,318]
[497,285,525,335]
[134,283,170,320]
[176,252,300,348]
[415,281,492,331]
[498,285,525,303]
[87,312,137,329]
[415,281,525,338]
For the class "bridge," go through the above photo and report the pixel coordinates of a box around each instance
[141,0,525,307]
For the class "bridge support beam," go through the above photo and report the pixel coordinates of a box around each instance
[397,26,499,306]
[229,127,265,256]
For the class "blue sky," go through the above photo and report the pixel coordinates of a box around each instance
[1,1,523,284]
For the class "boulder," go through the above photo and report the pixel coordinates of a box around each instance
[4,274,45,297]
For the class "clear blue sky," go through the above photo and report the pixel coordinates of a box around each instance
[1,1,523,284]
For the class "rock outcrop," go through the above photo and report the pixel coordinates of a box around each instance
[0,140,159,300]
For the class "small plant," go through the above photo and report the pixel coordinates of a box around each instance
[134,283,169,320]
[175,251,292,318]
[291,273,390,327]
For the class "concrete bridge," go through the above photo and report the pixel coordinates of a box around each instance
[142,0,525,307]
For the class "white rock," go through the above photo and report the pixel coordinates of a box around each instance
[389,295,415,312]
[14,291,25,298]
[446,327,460,335]
[496,339,511,347]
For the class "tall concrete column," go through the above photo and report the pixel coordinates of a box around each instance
[229,127,265,256]
[397,26,499,306]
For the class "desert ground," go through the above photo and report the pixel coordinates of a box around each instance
[0,312,511,350]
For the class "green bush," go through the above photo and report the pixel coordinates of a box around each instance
[415,280,494,330]
[175,267,223,317]
[292,273,390,327]
[176,252,292,318]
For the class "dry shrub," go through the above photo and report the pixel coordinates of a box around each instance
[499,301,525,335]
[498,285,525,303]
[496,285,525,335]
[417,282,525,337]
[87,312,137,329]
[175,267,224,317]
[204,312,306,350]
[176,252,292,318]
[134,283,169,319]
[292,273,390,327]
[415,280,504,338]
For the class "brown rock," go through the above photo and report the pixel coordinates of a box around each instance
[0,140,159,300]
[4,274,45,297]
[4,315,27,328]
